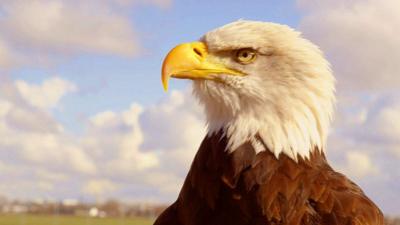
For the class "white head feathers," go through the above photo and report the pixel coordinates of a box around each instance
[192,20,335,160]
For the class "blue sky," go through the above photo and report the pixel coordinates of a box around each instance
[1,0,400,216]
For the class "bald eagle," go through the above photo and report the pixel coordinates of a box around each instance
[155,20,384,225]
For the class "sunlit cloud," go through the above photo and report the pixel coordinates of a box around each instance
[15,77,77,109]
[0,76,203,202]
[0,0,171,68]
[0,38,14,68]
[299,0,400,91]
[82,179,119,197]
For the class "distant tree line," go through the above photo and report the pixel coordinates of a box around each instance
[1,195,399,223]
[386,217,400,225]
[0,197,167,219]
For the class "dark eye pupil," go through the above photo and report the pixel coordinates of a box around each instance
[242,52,248,58]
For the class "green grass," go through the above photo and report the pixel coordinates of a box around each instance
[0,214,154,225]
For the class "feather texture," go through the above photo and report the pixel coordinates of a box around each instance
[154,131,384,225]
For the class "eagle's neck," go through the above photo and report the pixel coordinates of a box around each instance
[200,92,333,161]
[208,114,326,161]
[207,119,322,161]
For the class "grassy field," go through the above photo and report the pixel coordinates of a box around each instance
[0,214,154,225]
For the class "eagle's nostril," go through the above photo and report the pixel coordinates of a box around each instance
[193,47,203,57]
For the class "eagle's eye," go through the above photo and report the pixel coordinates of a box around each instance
[235,48,257,64]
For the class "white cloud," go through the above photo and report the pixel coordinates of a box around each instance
[37,181,54,191]
[90,111,118,127]
[341,151,379,179]
[141,90,205,152]
[0,0,171,68]
[4,103,60,133]
[297,0,362,11]
[111,0,172,8]
[0,0,138,56]
[35,169,68,182]
[15,77,76,109]
[298,0,400,91]
[367,103,400,143]
[0,77,95,176]
[14,133,96,174]
[83,179,118,196]
[0,38,14,68]
[143,171,183,195]
[74,89,204,202]
[0,99,12,117]
[0,87,198,201]
[83,103,160,175]
[80,90,204,184]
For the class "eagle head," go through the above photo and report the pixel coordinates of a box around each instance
[162,20,335,160]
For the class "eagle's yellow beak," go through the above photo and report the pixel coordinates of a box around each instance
[161,42,245,91]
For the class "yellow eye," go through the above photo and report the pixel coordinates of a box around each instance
[235,49,257,64]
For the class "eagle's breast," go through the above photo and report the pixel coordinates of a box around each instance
[154,131,384,225]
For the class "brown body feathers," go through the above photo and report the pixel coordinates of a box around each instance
[154,131,384,225]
